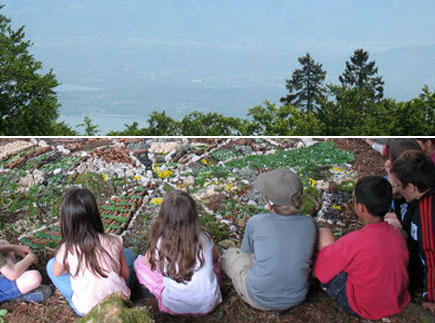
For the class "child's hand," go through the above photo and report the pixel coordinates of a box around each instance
[423,302,435,315]
[26,252,38,265]
[14,245,32,258]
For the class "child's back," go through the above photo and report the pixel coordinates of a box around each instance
[314,176,410,320]
[47,188,132,316]
[314,222,409,319]
[162,233,221,314]
[55,233,130,314]
[134,190,222,315]
[223,169,318,311]
[242,212,317,309]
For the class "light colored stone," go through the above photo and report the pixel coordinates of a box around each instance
[247,200,257,206]
[149,141,179,154]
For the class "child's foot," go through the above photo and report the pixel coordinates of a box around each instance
[17,285,53,303]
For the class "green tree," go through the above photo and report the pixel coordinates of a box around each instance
[179,111,251,136]
[0,7,61,135]
[339,49,384,100]
[144,111,180,135]
[318,86,394,135]
[248,101,322,135]
[389,85,435,135]
[76,116,99,136]
[280,53,327,113]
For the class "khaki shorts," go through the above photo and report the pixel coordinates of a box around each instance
[221,248,268,310]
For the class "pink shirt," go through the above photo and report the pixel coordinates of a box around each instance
[314,222,410,320]
[56,234,130,314]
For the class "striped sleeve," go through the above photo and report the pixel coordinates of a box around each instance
[420,195,435,301]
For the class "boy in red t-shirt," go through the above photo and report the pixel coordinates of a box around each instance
[313,176,410,320]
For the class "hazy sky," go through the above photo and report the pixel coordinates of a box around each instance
[2,1,435,132]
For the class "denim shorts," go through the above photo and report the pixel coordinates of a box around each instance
[0,274,22,303]
[322,272,358,316]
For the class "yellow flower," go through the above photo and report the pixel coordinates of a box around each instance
[308,178,316,187]
[149,198,163,206]
[133,175,141,180]
[332,205,342,210]
[102,174,108,182]
[224,183,234,192]
[156,169,173,179]
[201,159,209,166]
[332,166,343,172]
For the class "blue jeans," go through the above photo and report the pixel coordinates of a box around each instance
[46,248,136,316]
[0,275,22,303]
[322,272,358,317]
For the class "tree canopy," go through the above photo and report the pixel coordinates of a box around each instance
[0,7,68,135]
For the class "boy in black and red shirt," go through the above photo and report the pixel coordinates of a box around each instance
[390,150,435,315]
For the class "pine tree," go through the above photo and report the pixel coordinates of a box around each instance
[339,49,384,100]
[280,53,327,113]
[0,6,62,135]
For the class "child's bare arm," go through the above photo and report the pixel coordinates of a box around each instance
[119,250,130,280]
[52,258,68,276]
[0,252,37,280]
[0,244,31,257]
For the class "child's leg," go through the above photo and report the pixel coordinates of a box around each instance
[322,272,358,316]
[222,248,267,310]
[46,258,82,316]
[133,255,176,314]
[15,270,41,294]
[122,247,136,287]
[318,228,336,251]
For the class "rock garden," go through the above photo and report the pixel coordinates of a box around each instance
[0,138,431,323]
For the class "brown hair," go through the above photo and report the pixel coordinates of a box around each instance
[270,192,302,216]
[389,138,421,163]
[391,151,435,193]
[60,188,118,278]
[148,190,209,283]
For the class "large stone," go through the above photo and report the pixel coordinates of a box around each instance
[78,292,152,323]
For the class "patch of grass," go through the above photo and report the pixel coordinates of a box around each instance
[336,179,356,192]
[200,213,230,242]
[301,186,319,215]
[225,141,354,172]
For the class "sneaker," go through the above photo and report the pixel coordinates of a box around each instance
[17,285,53,303]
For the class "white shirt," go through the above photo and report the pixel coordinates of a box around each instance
[161,234,222,314]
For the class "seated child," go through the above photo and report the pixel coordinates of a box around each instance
[390,151,435,315]
[383,138,421,229]
[1,240,52,303]
[314,176,410,320]
[47,188,135,316]
[222,169,318,311]
[134,190,222,315]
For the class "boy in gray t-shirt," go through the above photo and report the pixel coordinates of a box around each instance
[222,169,318,310]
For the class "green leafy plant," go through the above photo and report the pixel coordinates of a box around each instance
[0,308,8,323]
[225,141,354,171]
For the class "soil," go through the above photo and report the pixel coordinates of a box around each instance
[1,138,433,323]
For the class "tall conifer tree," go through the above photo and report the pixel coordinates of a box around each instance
[339,49,384,100]
[280,53,326,113]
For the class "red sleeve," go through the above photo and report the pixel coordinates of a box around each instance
[420,195,435,302]
[313,232,357,283]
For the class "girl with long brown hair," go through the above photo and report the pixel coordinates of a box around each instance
[134,190,222,315]
[46,188,135,316]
